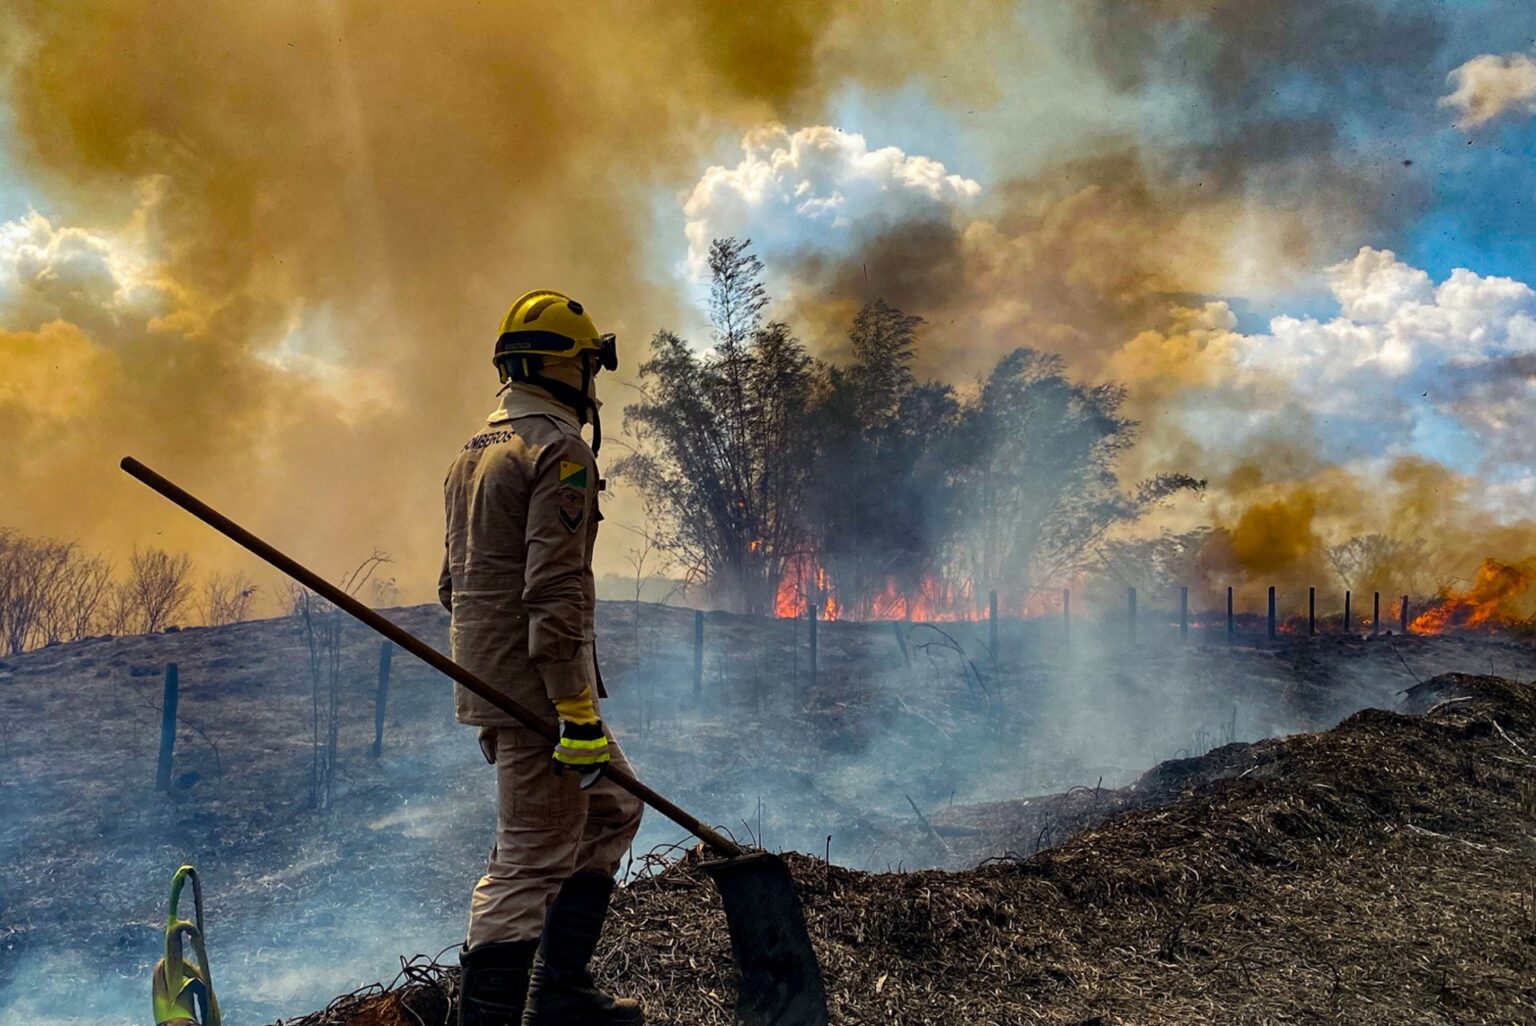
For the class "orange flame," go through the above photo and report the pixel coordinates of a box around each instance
[1410,559,1533,634]
[773,560,1061,622]
[774,556,840,620]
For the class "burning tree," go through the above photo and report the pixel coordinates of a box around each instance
[622,240,1201,618]
[619,238,816,614]
[801,299,957,619]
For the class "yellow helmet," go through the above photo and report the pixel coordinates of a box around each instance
[493,290,617,383]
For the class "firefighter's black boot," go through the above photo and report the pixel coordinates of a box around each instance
[458,938,539,1026]
[521,871,645,1025]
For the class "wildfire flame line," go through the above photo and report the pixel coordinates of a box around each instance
[1410,559,1533,635]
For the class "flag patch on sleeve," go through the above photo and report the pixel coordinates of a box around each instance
[559,459,588,489]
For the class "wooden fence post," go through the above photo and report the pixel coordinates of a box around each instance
[1267,586,1277,640]
[371,641,393,759]
[1308,587,1316,636]
[1400,594,1409,635]
[988,590,999,663]
[1373,591,1381,637]
[1062,589,1071,650]
[1344,590,1352,633]
[1226,586,1234,642]
[156,663,179,791]
[692,610,704,701]
[893,620,910,665]
[1179,586,1189,640]
[808,603,819,690]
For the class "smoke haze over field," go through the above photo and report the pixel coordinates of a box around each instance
[3,1,1536,608]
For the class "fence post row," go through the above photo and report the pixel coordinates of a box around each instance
[1179,586,1189,640]
[156,662,180,791]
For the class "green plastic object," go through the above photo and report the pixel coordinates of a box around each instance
[151,865,222,1026]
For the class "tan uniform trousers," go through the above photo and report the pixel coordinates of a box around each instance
[467,728,644,949]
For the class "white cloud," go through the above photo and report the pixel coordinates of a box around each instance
[681,123,980,278]
[1210,248,1536,473]
[0,205,192,342]
[1440,51,1536,128]
[1240,247,1536,380]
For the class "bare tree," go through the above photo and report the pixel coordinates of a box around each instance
[369,574,400,609]
[198,571,259,626]
[120,547,194,634]
[0,532,71,653]
[1327,534,1431,596]
[290,550,392,811]
[41,547,114,643]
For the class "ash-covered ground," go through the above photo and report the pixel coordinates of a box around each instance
[0,601,1531,1023]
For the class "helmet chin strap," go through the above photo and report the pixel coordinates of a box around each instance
[506,356,602,455]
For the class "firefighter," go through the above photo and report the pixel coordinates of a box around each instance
[440,290,644,1026]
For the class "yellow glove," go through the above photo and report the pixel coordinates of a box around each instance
[551,688,609,788]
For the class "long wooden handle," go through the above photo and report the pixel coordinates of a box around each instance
[120,456,743,858]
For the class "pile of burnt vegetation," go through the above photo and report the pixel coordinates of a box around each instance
[284,672,1536,1025]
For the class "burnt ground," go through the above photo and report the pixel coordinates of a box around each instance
[287,673,1536,1026]
[0,602,1532,1022]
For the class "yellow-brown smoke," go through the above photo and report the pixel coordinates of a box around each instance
[0,1,1010,604]
[1185,458,1536,614]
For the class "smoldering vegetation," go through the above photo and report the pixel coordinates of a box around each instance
[3,600,1535,1023]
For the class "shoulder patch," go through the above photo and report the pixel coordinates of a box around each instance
[557,487,586,533]
[558,459,588,489]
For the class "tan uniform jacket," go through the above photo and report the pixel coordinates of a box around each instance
[439,386,601,741]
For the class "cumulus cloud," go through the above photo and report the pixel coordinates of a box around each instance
[1130,248,1536,489]
[681,124,980,278]
[1243,248,1536,380]
[1441,51,1536,127]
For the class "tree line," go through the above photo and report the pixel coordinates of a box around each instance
[618,238,1204,617]
[0,529,258,654]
